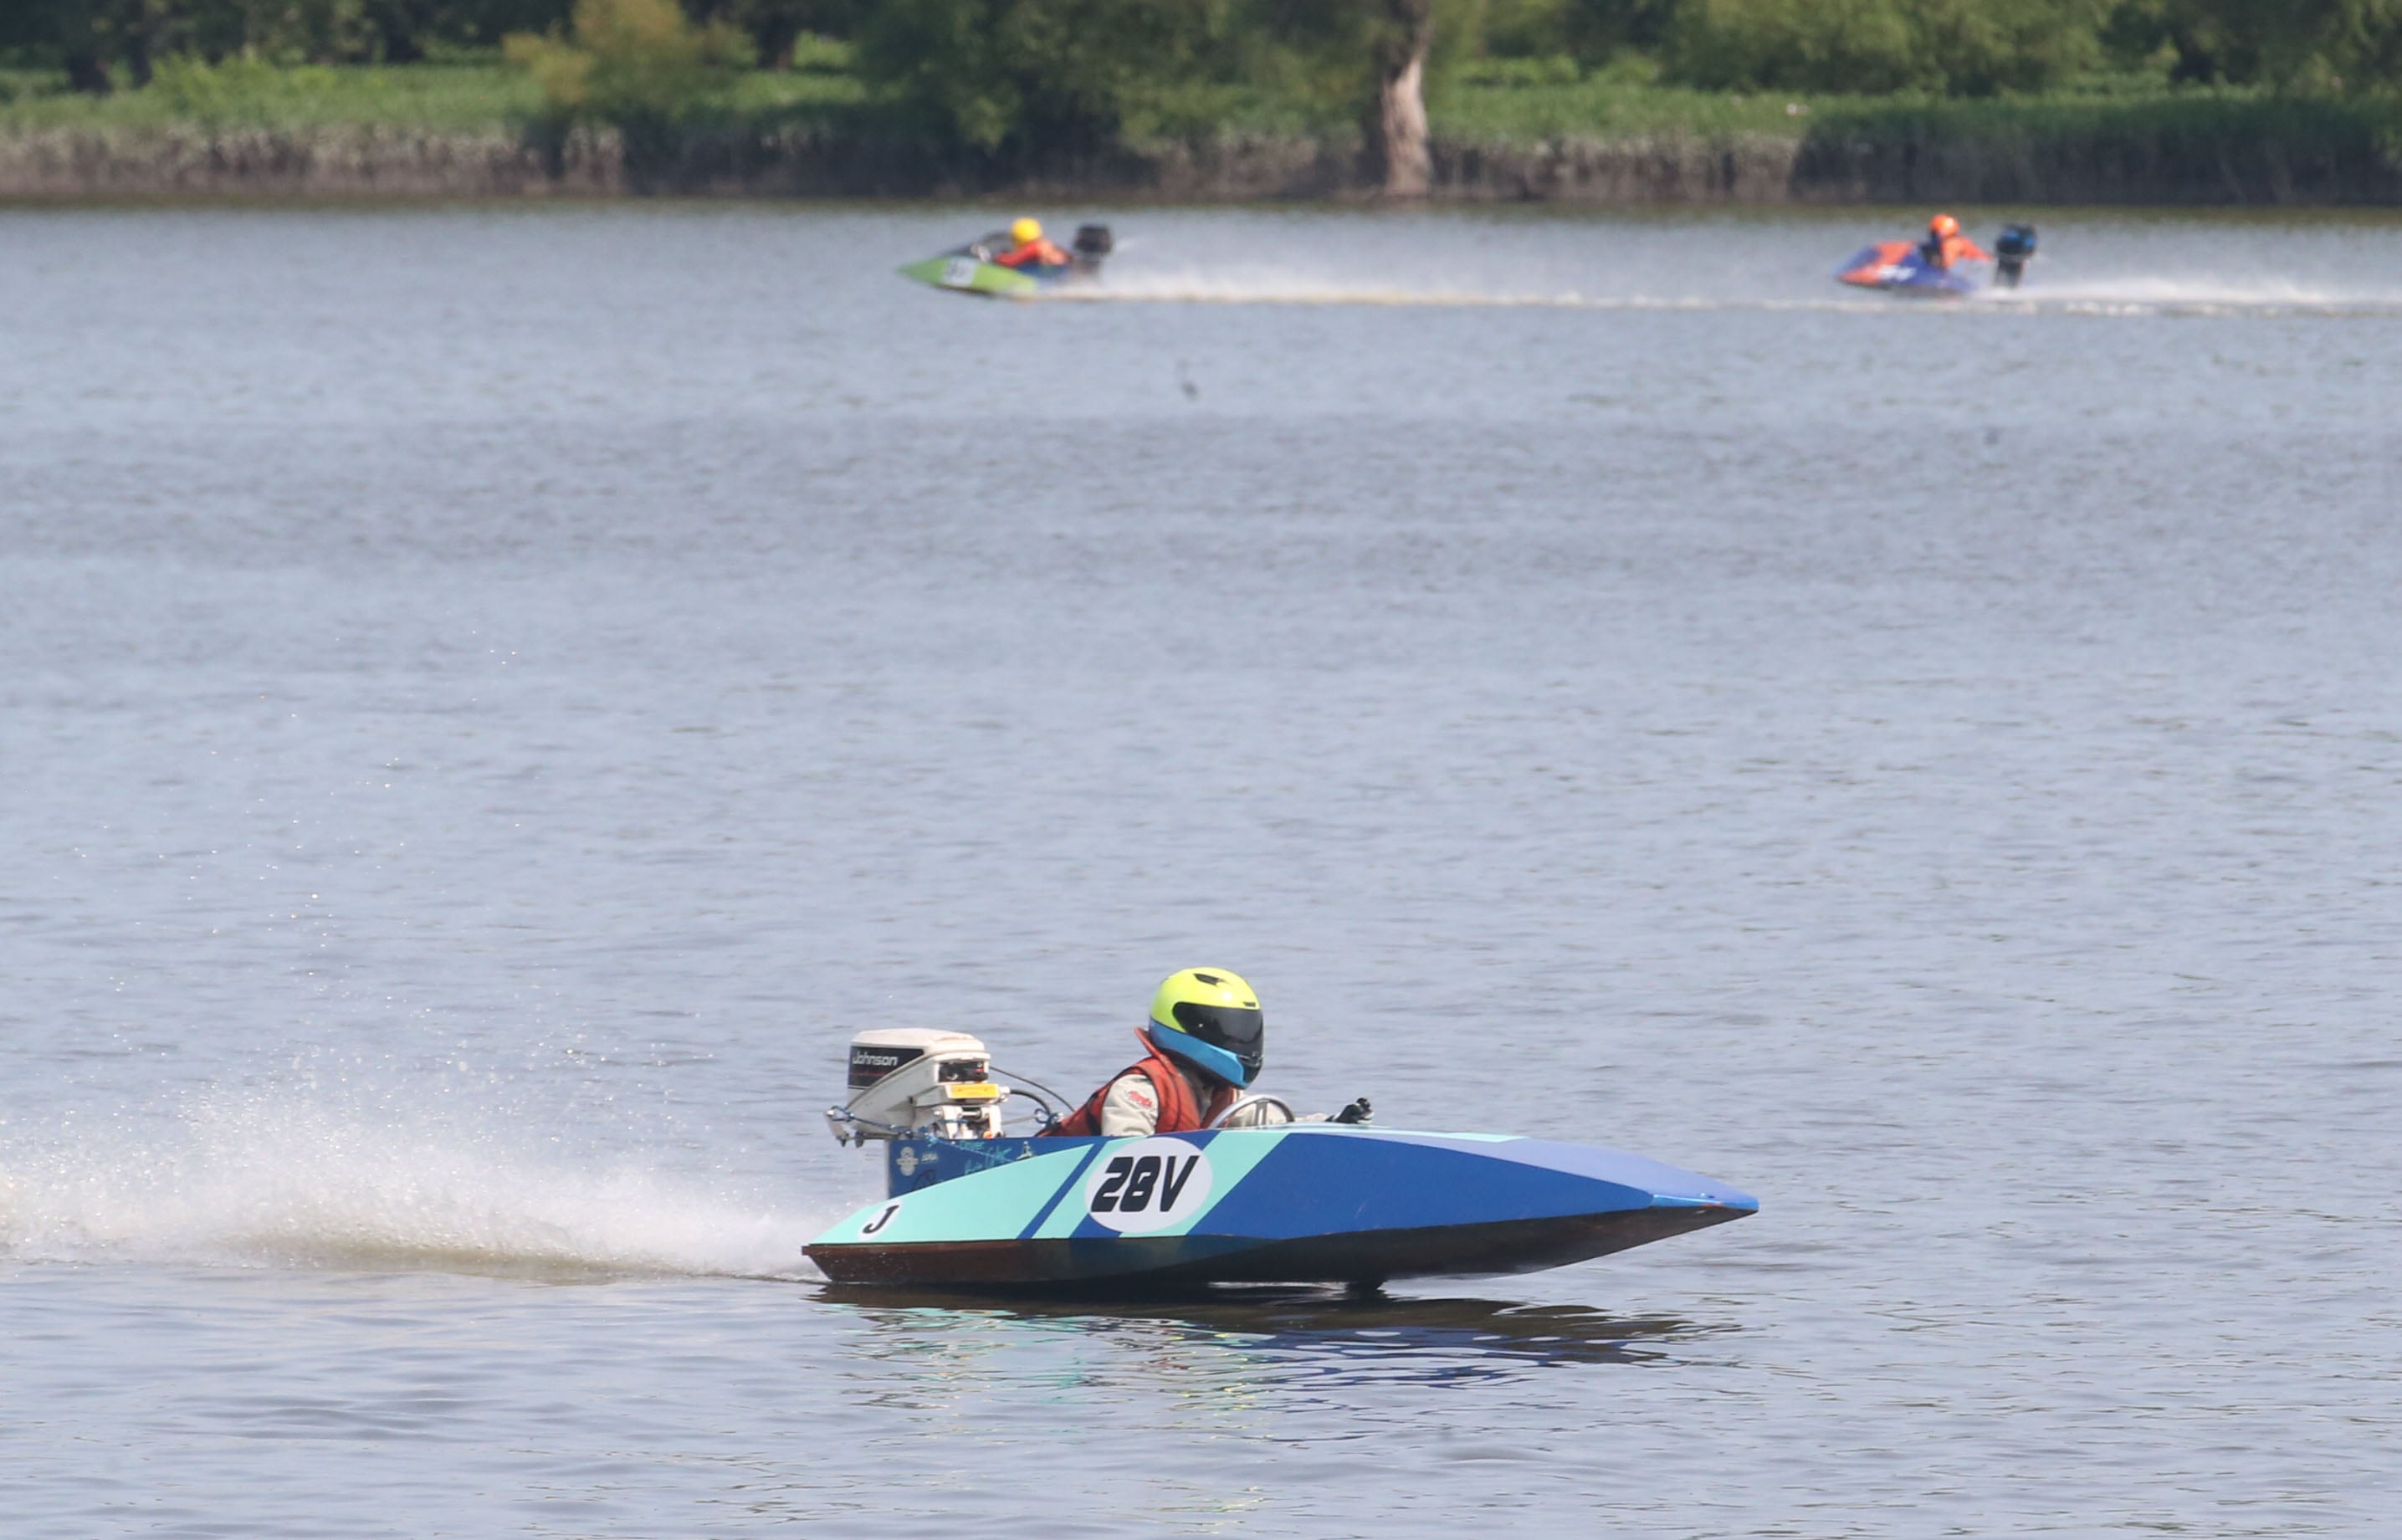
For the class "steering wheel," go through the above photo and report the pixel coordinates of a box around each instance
[1207,1093,1295,1129]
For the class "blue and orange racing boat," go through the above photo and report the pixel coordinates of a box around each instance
[807,1029,1755,1292]
[1836,223,2038,298]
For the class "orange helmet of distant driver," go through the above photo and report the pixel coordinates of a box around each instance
[1929,213,1960,238]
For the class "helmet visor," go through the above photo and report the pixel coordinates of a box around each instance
[1172,1000,1260,1051]
[1170,1000,1263,1081]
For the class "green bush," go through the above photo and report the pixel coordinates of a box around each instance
[504,0,752,141]
[144,52,339,121]
[1664,0,2104,95]
[683,0,861,69]
[1456,53,1582,86]
[228,0,378,63]
[787,29,852,71]
[1559,0,1680,63]
[1475,0,1570,59]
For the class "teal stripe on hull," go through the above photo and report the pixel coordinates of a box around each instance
[804,1127,1757,1290]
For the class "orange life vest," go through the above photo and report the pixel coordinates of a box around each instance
[1923,233,1990,270]
[996,238,1071,270]
[1042,1036,1232,1138]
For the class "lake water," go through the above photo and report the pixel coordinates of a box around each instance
[4,203,2400,1537]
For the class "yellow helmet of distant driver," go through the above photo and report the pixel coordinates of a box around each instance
[1145,968,1263,1088]
[1011,217,1043,245]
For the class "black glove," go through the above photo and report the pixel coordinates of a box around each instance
[1330,1097,1373,1125]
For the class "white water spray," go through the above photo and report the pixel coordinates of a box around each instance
[0,1091,829,1280]
[1980,273,2402,316]
[1057,256,2402,317]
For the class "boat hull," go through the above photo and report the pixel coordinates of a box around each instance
[1836,240,1985,298]
[897,254,1053,299]
[806,1126,1755,1292]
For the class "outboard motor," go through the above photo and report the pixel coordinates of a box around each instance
[1995,223,2037,289]
[1071,223,1113,277]
[828,1028,1011,1144]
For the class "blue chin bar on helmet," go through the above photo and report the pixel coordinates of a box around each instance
[1146,1021,1256,1089]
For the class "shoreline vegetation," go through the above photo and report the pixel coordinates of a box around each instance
[8,70,2400,204]
[7,3,2402,206]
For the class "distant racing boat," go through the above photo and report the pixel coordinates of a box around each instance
[899,224,1114,299]
[1836,223,2038,298]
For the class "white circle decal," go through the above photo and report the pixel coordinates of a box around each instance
[1083,1138,1215,1235]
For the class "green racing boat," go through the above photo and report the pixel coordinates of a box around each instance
[899,224,1114,299]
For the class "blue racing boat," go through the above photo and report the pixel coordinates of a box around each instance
[1836,223,2038,298]
[807,1029,1755,1292]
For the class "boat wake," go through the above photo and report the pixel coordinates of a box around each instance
[1979,274,2402,317]
[1062,271,1877,312]
[1059,267,2402,318]
[0,1092,827,1282]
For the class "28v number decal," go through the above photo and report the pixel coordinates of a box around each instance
[1093,1154,1200,1213]
[1083,1138,1215,1234]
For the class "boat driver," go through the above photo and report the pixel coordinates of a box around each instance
[994,217,1073,272]
[1041,967,1370,1138]
[1918,213,1990,270]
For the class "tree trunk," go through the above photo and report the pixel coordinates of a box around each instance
[372,0,429,65]
[1369,0,1436,198]
[125,23,153,90]
[66,54,110,93]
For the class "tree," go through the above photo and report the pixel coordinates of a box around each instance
[1249,0,1477,197]
[2192,0,2402,87]
[1663,0,2102,95]
[857,0,1223,165]
[682,0,861,68]
[506,0,753,156]
[1370,0,1436,195]
[5,0,146,90]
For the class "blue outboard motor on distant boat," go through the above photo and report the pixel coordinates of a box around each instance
[1995,223,2038,289]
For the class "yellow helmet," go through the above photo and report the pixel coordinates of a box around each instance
[1145,968,1262,1088]
[1011,217,1043,245]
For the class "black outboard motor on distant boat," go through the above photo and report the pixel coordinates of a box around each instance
[1072,223,1114,277]
[1995,223,2038,289]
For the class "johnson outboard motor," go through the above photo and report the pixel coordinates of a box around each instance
[1072,223,1114,277]
[1995,223,2038,289]
[827,1028,1012,1143]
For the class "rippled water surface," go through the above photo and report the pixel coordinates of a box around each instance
[4,205,2400,1537]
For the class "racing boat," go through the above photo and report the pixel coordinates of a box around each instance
[1836,222,2037,297]
[899,223,1113,299]
[807,1029,1756,1292]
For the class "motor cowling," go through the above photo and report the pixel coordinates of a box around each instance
[1071,223,1113,276]
[1995,223,2037,289]
[830,1028,1011,1143]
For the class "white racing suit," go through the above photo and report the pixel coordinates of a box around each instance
[1095,1064,1356,1138]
